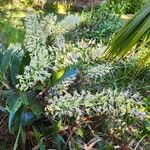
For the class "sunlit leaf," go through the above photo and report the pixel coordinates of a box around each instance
[105,0,150,66]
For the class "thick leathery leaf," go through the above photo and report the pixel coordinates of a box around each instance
[8,112,16,134]
[10,53,20,87]
[8,109,22,134]
[19,51,31,75]
[20,92,29,106]
[60,67,79,81]
[8,108,37,134]
[21,111,36,125]
[51,67,79,85]
[6,93,22,112]
[29,99,43,115]
[0,51,3,66]
[0,49,12,74]
[52,69,65,83]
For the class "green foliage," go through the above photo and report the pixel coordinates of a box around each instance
[0,45,43,136]
[33,126,46,150]
[0,48,12,77]
[46,88,146,119]
[109,0,148,14]
[73,3,123,44]
[105,0,150,66]
[0,12,81,148]
[0,1,150,149]
[0,20,25,45]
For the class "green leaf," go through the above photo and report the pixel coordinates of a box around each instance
[8,112,15,133]
[20,92,29,106]
[3,89,15,96]
[10,53,20,87]
[76,128,84,137]
[33,126,41,142]
[8,110,21,134]
[53,120,62,133]
[54,134,65,150]
[51,69,65,85]
[33,127,45,150]
[21,110,36,125]
[51,67,79,86]
[8,107,37,134]
[6,93,22,112]
[29,99,43,116]
[105,0,150,66]
[19,51,31,75]
[0,49,12,74]
[39,142,45,150]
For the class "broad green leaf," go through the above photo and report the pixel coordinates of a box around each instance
[19,51,31,75]
[53,120,62,133]
[8,110,21,134]
[3,89,16,99]
[21,110,36,125]
[6,93,22,112]
[0,49,12,74]
[54,134,65,150]
[51,67,79,86]
[51,69,65,85]
[29,99,43,115]
[8,112,15,134]
[57,120,62,132]
[8,107,37,134]
[10,53,20,87]
[105,0,150,66]
[20,92,29,106]
[60,67,79,81]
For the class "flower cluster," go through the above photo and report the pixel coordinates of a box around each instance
[45,89,145,118]
[76,40,107,63]
[14,13,80,91]
[14,13,108,91]
[48,75,77,97]
[84,63,113,79]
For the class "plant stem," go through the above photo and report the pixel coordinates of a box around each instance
[13,125,22,150]
[134,134,147,150]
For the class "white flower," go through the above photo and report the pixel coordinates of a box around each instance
[85,64,112,79]
[59,15,80,31]
[15,13,80,91]
[45,89,142,118]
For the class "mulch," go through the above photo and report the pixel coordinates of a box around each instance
[0,112,15,148]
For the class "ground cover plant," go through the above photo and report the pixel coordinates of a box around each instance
[0,0,150,149]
